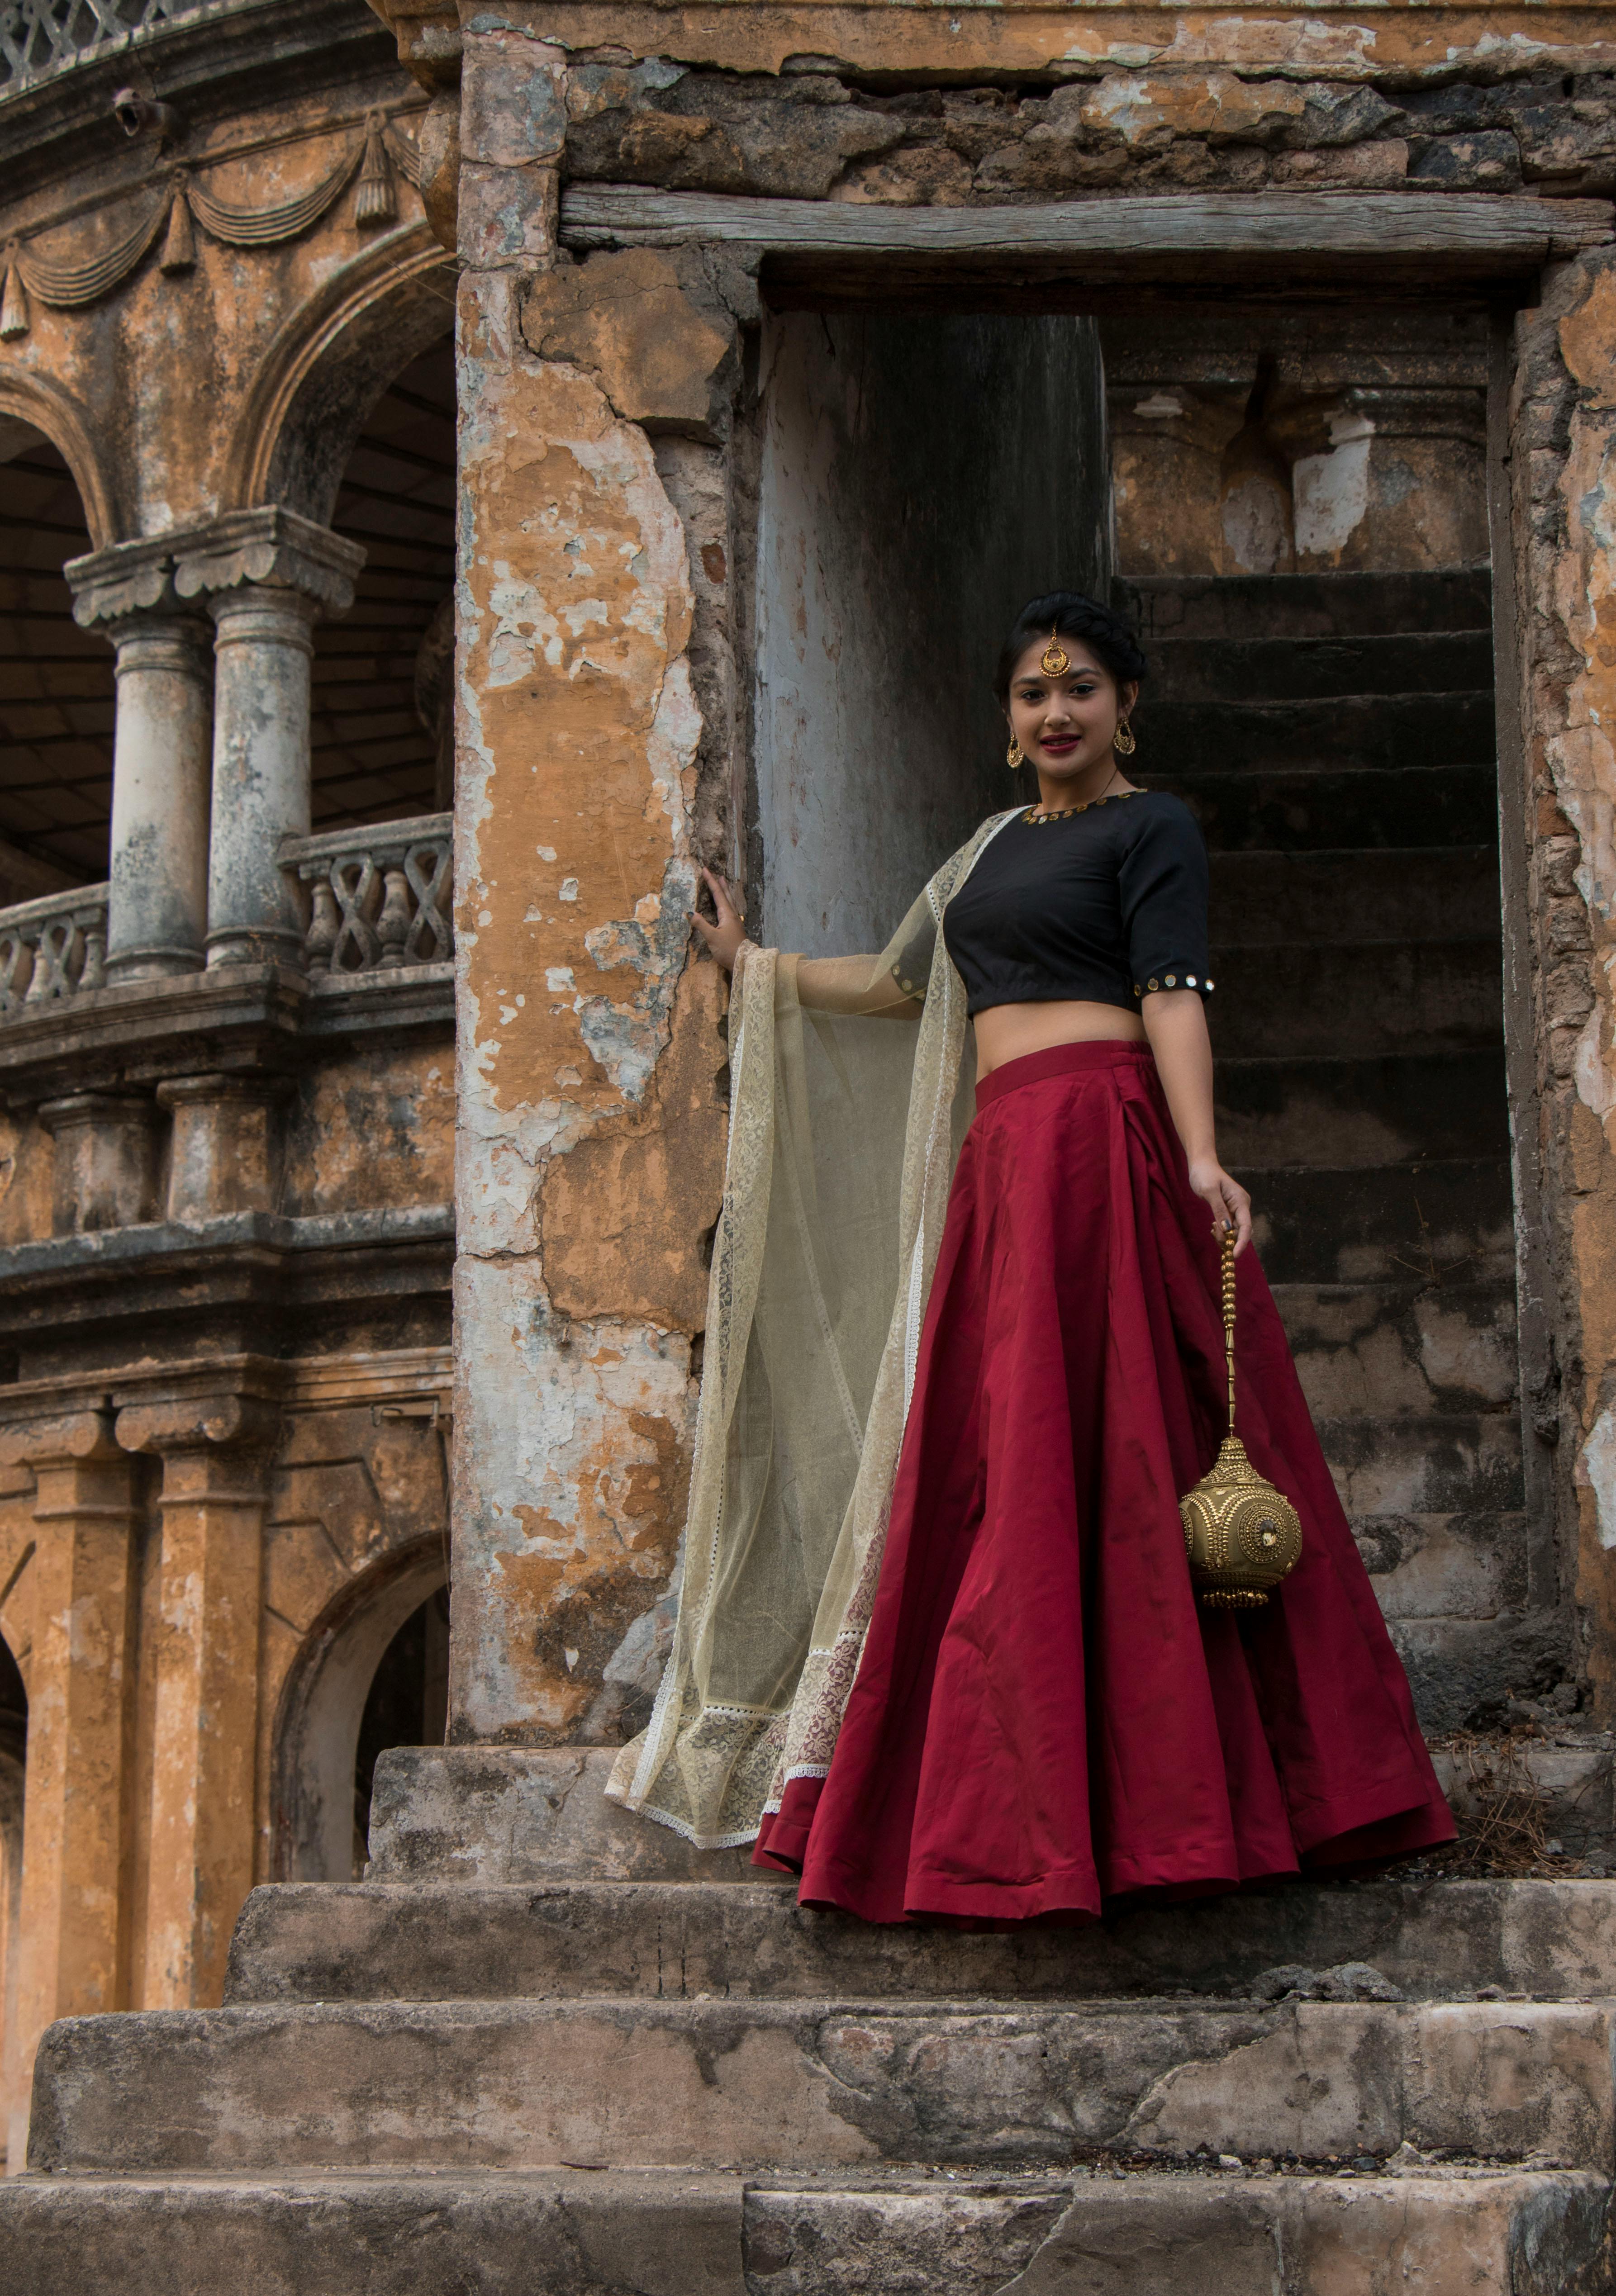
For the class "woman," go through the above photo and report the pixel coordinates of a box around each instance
[608,591,1453,1925]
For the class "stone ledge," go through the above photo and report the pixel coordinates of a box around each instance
[0,2167,1605,2296]
[0,1202,454,1340]
[28,1994,1616,2174]
[223,1874,1616,2011]
[366,1746,782,1888]
[0,957,451,1107]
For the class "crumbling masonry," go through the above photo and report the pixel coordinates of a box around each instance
[5,0,1616,2287]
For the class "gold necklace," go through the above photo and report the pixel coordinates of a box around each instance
[1024,787,1141,827]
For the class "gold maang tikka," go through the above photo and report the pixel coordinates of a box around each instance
[1040,632,1070,677]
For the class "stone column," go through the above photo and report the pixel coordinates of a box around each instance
[449,24,733,1751]
[115,1391,280,2010]
[171,510,365,971]
[0,1409,138,2169]
[63,539,214,980]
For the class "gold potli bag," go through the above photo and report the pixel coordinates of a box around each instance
[1180,1229,1303,1608]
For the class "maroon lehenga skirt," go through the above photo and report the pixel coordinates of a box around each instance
[753,1038,1454,1924]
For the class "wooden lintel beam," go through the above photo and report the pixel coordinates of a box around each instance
[560,189,1613,276]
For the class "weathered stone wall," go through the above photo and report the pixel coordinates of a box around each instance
[562,50,1616,210]
[1508,251,1616,1722]
[426,0,1616,1758]
[452,82,737,1737]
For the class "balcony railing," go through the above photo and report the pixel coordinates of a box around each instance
[0,0,227,96]
[280,814,453,979]
[0,883,108,1013]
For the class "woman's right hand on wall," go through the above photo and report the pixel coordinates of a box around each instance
[693,868,748,972]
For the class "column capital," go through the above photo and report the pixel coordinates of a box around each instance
[174,508,366,617]
[64,511,366,628]
[115,1391,282,1460]
[0,1405,119,1472]
[62,535,200,633]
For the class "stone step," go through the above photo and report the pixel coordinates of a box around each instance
[1242,1160,1512,1284]
[1394,1614,1577,1740]
[1210,847,1498,948]
[28,1994,1616,2174]
[0,2165,1604,2296]
[1148,631,1494,704]
[1118,569,1493,642]
[1215,1052,1508,1169]
[1183,765,1497,854]
[225,1875,1616,2013]
[1134,691,1494,773]
[1210,941,1502,1060]
[1274,1276,1517,1419]
[364,1746,788,1889]
[1355,1511,1527,1627]
[1314,1408,1521,1520]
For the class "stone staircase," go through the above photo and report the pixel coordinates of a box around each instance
[1122,568,1535,1737]
[4,570,1608,2291]
[2,1743,1613,2291]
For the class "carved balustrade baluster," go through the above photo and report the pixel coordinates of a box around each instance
[0,887,112,1021]
[304,878,340,977]
[29,917,90,1001]
[279,817,453,982]
[0,929,32,1015]
[376,868,412,968]
[402,839,452,964]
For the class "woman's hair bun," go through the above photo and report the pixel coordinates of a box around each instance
[994,592,1148,702]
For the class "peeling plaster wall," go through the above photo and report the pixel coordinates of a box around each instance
[452,242,729,1742]
[755,311,1110,954]
[280,1044,456,1219]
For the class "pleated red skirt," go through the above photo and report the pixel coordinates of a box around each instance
[752,1038,1454,1923]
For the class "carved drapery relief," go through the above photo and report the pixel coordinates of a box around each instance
[0,111,423,341]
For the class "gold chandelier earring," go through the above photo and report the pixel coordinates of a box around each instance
[1113,719,1136,757]
[1006,738,1023,770]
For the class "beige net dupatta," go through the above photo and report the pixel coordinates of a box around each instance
[607,811,1017,1849]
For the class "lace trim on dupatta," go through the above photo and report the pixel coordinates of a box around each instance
[608,815,1017,1850]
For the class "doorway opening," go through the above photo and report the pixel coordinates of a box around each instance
[352,1584,449,1873]
[0,426,114,892]
[746,291,1518,1733]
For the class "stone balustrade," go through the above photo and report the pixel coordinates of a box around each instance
[280,815,452,978]
[0,0,233,95]
[0,884,110,1016]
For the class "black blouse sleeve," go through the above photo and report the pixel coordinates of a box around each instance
[1120,800,1214,1001]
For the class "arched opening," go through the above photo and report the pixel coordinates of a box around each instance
[0,422,115,892]
[352,1585,449,1874]
[271,1539,449,1882]
[0,1633,25,2172]
[310,334,456,832]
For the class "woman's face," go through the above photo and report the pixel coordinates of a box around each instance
[1006,636,1137,788]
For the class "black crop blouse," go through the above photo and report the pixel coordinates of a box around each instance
[932,791,1213,1018]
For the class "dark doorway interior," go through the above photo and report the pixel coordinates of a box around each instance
[352,1583,449,1872]
[0,1632,24,1770]
[0,429,112,889]
[313,335,456,833]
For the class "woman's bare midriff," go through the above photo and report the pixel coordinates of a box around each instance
[973,999,1146,1081]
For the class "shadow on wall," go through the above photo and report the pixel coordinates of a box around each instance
[752,310,1112,956]
[0,1635,23,2173]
